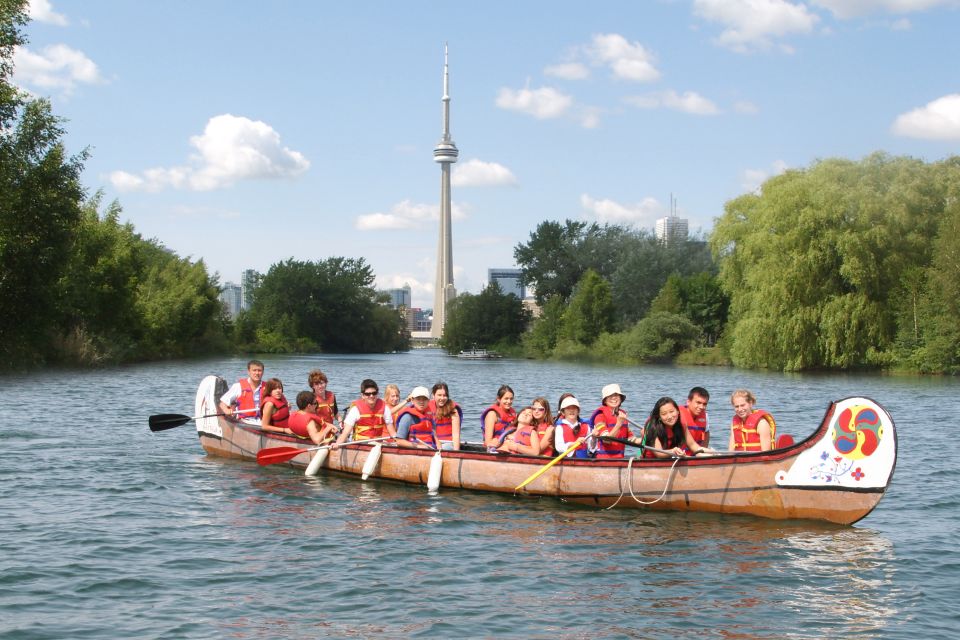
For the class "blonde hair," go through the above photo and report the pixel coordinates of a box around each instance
[730,389,757,405]
[384,383,401,406]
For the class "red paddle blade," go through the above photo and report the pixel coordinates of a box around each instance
[256,446,308,466]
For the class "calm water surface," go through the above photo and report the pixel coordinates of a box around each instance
[1,350,957,639]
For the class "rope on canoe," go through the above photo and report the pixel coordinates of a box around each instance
[605,454,681,509]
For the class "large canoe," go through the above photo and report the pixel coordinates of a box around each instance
[194,375,897,525]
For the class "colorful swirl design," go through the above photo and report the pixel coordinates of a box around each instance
[831,405,883,460]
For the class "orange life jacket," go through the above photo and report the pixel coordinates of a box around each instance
[396,404,435,448]
[288,411,316,440]
[679,405,708,446]
[591,406,631,458]
[236,378,263,418]
[427,399,462,443]
[535,422,554,456]
[731,409,776,452]
[260,394,290,429]
[351,398,388,441]
[314,390,337,424]
[481,404,516,441]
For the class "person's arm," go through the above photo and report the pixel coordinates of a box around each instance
[728,426,736,451]
[483,411,498,448]
[450,412,461,451]
[521,430,541,456]
[703,413,710,447]
[649,435,684,458]
[383,406,397,439]
[757,418,773,451]
[539,426,554,454]
[306,419,331,445]
[218,383,241,416]
[392,413,424,449]
[334,407,358,446]
[682,425,707,455]
[260,403,288,434]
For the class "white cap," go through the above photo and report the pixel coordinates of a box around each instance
[560,396,580,410]
[601,383,626,402]
[409,386,430,399]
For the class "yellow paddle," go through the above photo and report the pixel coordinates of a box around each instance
[514,437,585,492]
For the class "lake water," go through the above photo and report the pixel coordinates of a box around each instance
[1,350,957,639]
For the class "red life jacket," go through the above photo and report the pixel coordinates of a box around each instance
[427,399,462,443]
[351,398,388,441]
[396,404,435,448]
[642,421,681,459]
[535,422,554,457]
[314,390,337,424]
[288,411,316,439]
[260,394,290,429]
[512,424,535,449]
[591,406,630,458]
[555,417,590,458]
[679,405,708,446]
[481,404,516,441]
[731,409,776,452]
[236,378,263,418]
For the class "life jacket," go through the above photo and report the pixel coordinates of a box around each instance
[288,411,316,440]
[314,390,337,424]
[679,405,708,446]
[534,421,555,457]
[236,378,263,418]
[591,406,630,459]
[481,403,516,442]
[351,398,388,441]
[642,422,682,459]
[427,399,462,443]
[260,394,290,429]
[555,417,590,458]
[396,404,435,448]
[731,409,776,452]
[512,424,535,449]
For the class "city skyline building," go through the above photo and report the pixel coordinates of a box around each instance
[655,193,688,245]
[384,284,412,309]
[431,44,458,339]
[240,269,260,311]
[219,281,242,319]
[488,268,525,299]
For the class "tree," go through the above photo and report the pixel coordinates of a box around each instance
[441,283,530,353]
[560,269,614,346]
[650,272,728,346]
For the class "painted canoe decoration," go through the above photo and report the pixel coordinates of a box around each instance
[193,375,897,525]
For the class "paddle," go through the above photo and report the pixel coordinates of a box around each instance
[257,435,392,466]
[514,437,586,492]
[599,435,717,458]
[426,429,443,492]
[148,408,257,432]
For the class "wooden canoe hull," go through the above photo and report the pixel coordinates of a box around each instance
[194,376,896,525]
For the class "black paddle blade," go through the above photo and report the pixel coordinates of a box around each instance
[148,413,192,432]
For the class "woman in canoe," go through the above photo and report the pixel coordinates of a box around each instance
[482,384,517,449]
[531,396,555,456]
[259,378,291,436]
[729,389,776,452]
[428,381,462,451]
[497,406,541,456]
[643,396,708,458]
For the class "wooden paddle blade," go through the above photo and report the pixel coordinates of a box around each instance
[256,446,308,466]
[148,414,192,432]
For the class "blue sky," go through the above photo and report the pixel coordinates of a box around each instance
[14,0,960,307]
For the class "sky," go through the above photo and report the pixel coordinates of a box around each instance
[13,0,960,307]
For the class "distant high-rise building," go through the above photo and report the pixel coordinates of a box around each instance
[241,269,260,310]
[488,268,525,299]
[655,216,688,244]
[219,282,242,318]
[384,285,412,309]
[431,45,458,339]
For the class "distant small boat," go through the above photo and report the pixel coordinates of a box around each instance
[457,348,502,359]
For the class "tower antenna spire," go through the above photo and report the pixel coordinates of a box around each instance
[431,44,459,339]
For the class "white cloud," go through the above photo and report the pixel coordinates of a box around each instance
[734,100,760,114]
[452,159,518,187]
[624,90,721,115]
[495,84,573,119]
[742,159,789,192]
[544,62,590,80]
[891,94,960,140]
[585,33,660,82]
[355,199,467,231]
[693,0,820,53]
[811,0,955,18]
[109,114,310,192]
[579,106,603,129]
[28,0,68,26]
[376,274,434,302]
[13,44,103,94]
[580,193,665,225]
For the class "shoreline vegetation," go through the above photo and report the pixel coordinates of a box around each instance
[2,4,958,373]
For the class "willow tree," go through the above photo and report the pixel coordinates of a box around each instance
[711,153,943,370]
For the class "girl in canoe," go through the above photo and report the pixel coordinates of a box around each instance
[497,406,541,456]
[482,384,517,449]
[531,396,555,456]
[553,394,592,458]
[259,378,291,436]
[590,383,641,458]
[428,381,462,451]
[644,396,708,458]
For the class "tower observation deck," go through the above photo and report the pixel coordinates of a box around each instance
[431,44,458,339]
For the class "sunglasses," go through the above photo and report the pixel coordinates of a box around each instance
[362,391,378,397]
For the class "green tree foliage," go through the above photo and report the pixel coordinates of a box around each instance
[650,272,728,346]
[712,153,950,370]
[560,269,613,345]
[441,283,530,353]
[522,294,565,355]
[250,257,407,353]
[621,312,701,363]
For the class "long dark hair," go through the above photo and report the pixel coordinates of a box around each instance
[645,397,684,449]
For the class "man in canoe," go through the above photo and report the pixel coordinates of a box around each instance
[679,386,710,448]
[333,379,399,448]
[218,359,265,419]
[393,386,437,449]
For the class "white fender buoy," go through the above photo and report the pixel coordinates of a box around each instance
[427,451,443,492]
[304,448,329,476]
[361,443,382,480]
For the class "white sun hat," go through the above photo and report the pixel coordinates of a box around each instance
[601,383,626,402]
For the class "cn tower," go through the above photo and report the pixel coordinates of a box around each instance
[431,44,458,339]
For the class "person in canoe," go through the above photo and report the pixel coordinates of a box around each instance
[259,378,291,436]
[393,386,436,450]
[643,396,709,458]
[218,359,265,419]
[482,384,517,450]
[729,389,776,452]
[553,394,592,458]
[590,383,642,458]
[497,406,541,456]
[428,382,462,451]
[384,383,403,416]
[333,379,398,447]
[679,386,711,448]
[307,369,340,434]
[288,391,337,445]
[531,396,555,456]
